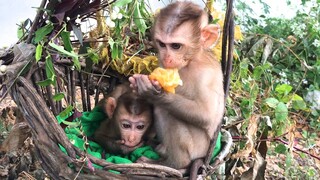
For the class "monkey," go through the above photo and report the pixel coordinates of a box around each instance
[129,1,225,170]
[93,88,155,155]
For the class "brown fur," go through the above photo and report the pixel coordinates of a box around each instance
[129,1,224,169]
[93,87,154,155]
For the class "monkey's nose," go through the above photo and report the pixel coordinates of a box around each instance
[128,134,135,142]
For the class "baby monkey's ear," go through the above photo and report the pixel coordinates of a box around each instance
[106,97,117,118]
[201,24,220,48]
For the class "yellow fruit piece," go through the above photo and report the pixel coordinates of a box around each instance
[149,67,183,93]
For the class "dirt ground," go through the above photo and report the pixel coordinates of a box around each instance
[0,95,319,179]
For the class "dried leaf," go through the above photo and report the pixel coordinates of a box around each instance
[247,36,266,57]
[231,115,259,159]
[72,24,83,45]
[261,38,273,64]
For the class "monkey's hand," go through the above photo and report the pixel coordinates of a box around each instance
[129,74,163,98]
[155,143,167,156]
[136,156,158,163]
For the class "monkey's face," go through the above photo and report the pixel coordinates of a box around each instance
[116,107,152,148]
[153,22,198,69]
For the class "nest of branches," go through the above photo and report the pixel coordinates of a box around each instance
[0,0,235,179]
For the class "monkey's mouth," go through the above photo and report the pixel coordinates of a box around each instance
[124,141,141,148]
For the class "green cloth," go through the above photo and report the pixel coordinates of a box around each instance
[212,131,221,162]
[56,106,221,166]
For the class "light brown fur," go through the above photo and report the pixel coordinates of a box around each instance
[129,1,224,169]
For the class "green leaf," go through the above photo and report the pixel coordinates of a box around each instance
[275,84,292,96]
[49,42,80,70]
[34,23,54,44]
[36,79,54,86]
[240,99,251,119]
[239,59,248,78]
[53,93,65,101]
[49,42,78,59]
[261,62,272,70]
[35,44,43,62]
[17,27,24,39]
[292,100,307,110]
[301,130,308,138]
[61,120,80,128]
[59,105,73,119]
[307,168,316,177]
[87,48,99,64]
[114,0,132,7]
[110,43,122,60]
[60,30,73,52]
[264,98,279,108]
[45,55,56,85]
[292,94,303,101]
[253,66,263,79]
[108,37,115,47]
[285,152,293,168]
[275,144,287,154]
[133,3,147,35]
[275,102,288,121]
[72,57,81,71]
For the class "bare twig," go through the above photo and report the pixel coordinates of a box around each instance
[232,135,320,161]
[27,0,47,43]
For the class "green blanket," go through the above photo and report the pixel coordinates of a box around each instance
[56,106,221,168]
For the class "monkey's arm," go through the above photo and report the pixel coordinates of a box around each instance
[93,131,123,154]
[130,73,224,127]
[94,133,141,154]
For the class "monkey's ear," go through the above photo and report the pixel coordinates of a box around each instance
[106,97,117,118]
[201,24,220,48]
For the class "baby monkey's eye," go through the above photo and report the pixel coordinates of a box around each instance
[136,125,145,130]
[122,123,131,129]
[171,43,181,50]
[159,41,166,47]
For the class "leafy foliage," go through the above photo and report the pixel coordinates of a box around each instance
[225,0,320,178]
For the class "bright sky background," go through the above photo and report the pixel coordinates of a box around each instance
[0,0,39,48]
[0,0,302,48]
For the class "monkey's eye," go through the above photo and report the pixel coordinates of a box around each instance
[171,43,181,50]
[158,41,166,48]
[136,125,145,130]
[122,123,131,129]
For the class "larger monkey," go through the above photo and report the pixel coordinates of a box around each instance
[129,1,225,170]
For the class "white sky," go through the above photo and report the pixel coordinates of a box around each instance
[0,0,302,48]
[0,0,39,48]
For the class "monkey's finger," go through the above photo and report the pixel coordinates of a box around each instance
[151,80,162,91]
[135,75,152,91]
[128,76,137,87]
[116,140,125,144]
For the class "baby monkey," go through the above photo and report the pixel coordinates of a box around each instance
[93,85,154,155]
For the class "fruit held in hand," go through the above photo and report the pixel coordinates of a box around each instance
[149,67,183,93]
